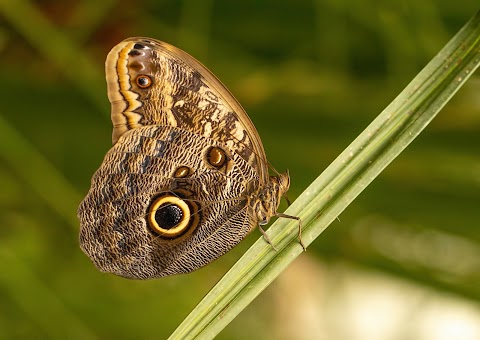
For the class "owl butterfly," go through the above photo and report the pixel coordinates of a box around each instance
[78,37,301,279]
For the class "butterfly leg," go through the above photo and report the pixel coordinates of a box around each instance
[276,213,306,251]
[258,225,278,251]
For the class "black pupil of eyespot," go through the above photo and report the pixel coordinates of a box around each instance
[138,76,149,86]
[155,203,183,230]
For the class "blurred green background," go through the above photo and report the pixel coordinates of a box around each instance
[0,1,479,339]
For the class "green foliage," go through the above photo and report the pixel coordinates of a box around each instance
[0,1,478,338]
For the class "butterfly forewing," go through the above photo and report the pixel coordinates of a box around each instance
[106,37,268,180]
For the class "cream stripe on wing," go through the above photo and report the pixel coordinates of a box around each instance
[105,41,143,144]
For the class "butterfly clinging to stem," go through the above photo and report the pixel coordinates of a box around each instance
[78,37,303,279]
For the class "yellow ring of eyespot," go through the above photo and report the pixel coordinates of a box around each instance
[147,195,191,237]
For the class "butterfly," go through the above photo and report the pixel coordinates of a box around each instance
[78,37,301,279]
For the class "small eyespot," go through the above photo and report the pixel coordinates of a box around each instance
[206,147,227,168]
[136,75,152,88]
[173,166,191,178]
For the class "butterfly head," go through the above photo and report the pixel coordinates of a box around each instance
[251,171,290,226]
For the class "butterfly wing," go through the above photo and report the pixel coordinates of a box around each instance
[78,124,261,278]
[106,37,268,183]
[78,38,290,279]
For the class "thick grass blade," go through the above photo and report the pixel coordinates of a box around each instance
[169,10,480,339]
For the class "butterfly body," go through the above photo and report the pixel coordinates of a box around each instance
[78,38,290,279]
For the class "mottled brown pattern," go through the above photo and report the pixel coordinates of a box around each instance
[78,37,291,279]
